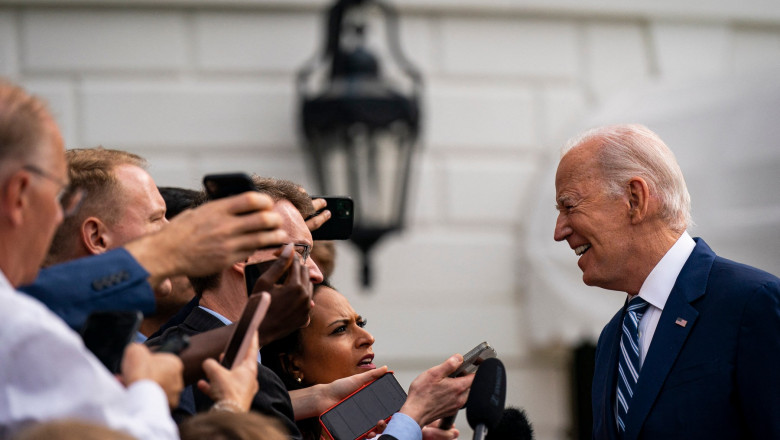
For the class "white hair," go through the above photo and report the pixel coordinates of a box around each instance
[563,124,692,232]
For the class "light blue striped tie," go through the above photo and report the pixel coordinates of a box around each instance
[616,296,649,435]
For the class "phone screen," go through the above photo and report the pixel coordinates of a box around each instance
[80,310,143,374]
[320,372,407,440]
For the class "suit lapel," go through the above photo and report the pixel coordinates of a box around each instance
[623,239,715,440]
[593,309,624,440]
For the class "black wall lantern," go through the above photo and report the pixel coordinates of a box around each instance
[297,0,422,287]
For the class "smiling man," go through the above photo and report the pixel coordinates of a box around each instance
[554,124,780,440]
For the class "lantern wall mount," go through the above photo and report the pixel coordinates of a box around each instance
[297,0,422,288]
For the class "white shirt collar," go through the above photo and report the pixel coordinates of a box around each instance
[198,305,233,326]
[0,269,12,296]
[636,231,696,311]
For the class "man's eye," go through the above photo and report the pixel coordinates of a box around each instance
[357,319,367,328]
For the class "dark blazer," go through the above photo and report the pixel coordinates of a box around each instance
[150,306,302,440]
[20,248,156,330]
[592,239,780,440]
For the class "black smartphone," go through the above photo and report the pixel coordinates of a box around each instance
[203,172,255,200]
[80,310,143,374]
[221,292,271,369]
[310,196,354,240]
[319,372,407,440]
[439,341,498,430]
[156,333,191,355]
[245,259,290,296]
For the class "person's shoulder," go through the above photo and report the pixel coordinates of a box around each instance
[711,255,780,289]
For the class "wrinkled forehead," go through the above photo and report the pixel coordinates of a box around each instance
[556,143,603,188]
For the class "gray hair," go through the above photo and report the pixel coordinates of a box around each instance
[563,124,691,232]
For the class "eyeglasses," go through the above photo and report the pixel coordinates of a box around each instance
[290,243,312,264]
[23,164,84,217]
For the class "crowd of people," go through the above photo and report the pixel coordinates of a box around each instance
[0,79,472,440]
[2,70,778,440]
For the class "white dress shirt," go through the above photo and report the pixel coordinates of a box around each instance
[633,231,696,367]
[0,271,178,439]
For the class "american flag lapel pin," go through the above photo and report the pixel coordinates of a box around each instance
[675,317,688,327]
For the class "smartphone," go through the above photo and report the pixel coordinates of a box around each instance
[156,333,191,355]
[221,292,271,369]
[203,172,255,200]
[451,341,497,378]
[439,341,498,430]
[319,372,407,440]
[80,310,143,374]
[244,259,289,296]
[310,196,354,240]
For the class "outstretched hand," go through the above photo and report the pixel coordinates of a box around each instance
[197,331,260,412]
[127,192,288,288]
[289,366,389,420]
[400,354,473,428]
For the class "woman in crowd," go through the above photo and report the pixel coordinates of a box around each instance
[262,281,376,439]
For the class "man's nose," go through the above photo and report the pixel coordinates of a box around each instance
[554,213,571,242]
[307,259,324,284]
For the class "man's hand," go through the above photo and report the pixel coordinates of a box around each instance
[121,343,184,408]
[422,420,460,440]
[197,332,260,412]
[306,197,331,232]
[289,366,389,420]
[251,244,314,346]
[126,192,288,288]
[400,355,473,428]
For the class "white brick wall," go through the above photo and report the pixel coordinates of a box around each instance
[194,11,319,72]
[4,2,780,439]
[22,9,188,72]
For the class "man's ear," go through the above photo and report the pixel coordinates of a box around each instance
[0,172,30,227]
[232,259,249,275]
[80,217,111,255]
[627,177,650,224]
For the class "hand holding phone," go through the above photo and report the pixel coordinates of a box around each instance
[221,292,271,369]
[309,196,354,240]
[438,341,498,430]
[80,310,143,374]
[319,372,407,440]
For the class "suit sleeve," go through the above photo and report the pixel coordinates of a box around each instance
[19,248,156,330]
[736,280,780,438]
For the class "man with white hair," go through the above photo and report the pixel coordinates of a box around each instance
[554,124,780,439]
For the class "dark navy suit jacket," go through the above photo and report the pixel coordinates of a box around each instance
[149,306,303,440]
[592,239,780,440]
[19,248,156,330]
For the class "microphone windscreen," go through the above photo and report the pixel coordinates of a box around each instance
[485,407,534,440]
[466,357,506,430]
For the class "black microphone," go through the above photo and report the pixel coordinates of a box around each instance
[485,407,534,440]
[466,357,506,440]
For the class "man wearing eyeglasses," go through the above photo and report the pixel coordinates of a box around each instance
[0,80,183,439]
[148,176,323,437]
